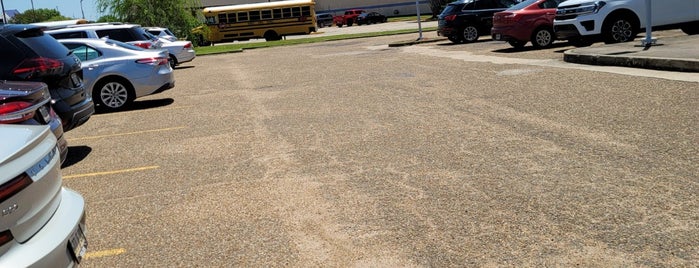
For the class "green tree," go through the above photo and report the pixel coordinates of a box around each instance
[95,0,201,41]
[12,8,71,24]
[96,15,119,23]
[429,0,450,19]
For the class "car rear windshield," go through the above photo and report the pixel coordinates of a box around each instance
[441,3,464,15]
[507,0,538,10]
[15,28,71,59]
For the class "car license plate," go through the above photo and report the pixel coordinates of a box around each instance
[69,226,88,263]
[37,105,51,123]
[495,34,502,40]
[70,73,82,87]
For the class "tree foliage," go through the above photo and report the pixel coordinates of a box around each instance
[95,0,201,40]
[12,8,71,24]
[96,15,119,23]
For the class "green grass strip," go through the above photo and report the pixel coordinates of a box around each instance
[196,27,437,55]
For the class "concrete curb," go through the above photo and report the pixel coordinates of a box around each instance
[388,37,447,47]
[564,50,699,72]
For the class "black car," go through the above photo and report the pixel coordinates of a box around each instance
[316,13,334,28]
[356,12,387,25]
[0,80,68,163]
[438,0,520,43]
[0,24,94,132]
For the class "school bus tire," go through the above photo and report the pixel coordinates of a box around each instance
[264,30,282,41]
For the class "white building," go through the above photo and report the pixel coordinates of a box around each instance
[198,0,431,16]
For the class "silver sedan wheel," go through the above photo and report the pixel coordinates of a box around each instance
[100,82,129,108]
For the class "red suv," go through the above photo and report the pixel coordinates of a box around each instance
[491,0,567,49]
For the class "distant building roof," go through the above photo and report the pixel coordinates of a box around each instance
[6,9,20,18]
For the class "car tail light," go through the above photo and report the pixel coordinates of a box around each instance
[0,173,32,247]
[0,101,36,124]
[11,57,63,80]
[132,42,153,49]
[183,42,192,49]
[445,14,457,22]
[136,57,168,66]
[0,173,33,204]
[0,230,13,247]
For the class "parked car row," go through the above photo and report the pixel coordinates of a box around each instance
[44,22,188,111]
[0,21,189,266]
[439,0,699,48]
[319,10,388,28]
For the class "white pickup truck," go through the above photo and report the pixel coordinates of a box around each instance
[553,0,699,45]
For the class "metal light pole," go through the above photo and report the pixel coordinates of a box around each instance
[1,0,7,24]
[80,0,85,19]
[30,0,36,22]
[416,0,423,40]
[641,0,656,48]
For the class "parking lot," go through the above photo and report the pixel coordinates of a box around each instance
[61,30,698,266]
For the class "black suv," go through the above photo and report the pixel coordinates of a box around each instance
[0,24,94,132]
[438,0,520,43]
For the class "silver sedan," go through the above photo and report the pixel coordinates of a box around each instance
[59,38,176,112]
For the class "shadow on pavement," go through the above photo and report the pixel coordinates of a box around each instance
[61,145,92,169]
[491,42,571,53]
[95,98,175,115]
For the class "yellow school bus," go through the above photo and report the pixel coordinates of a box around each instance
[197,0,317,44]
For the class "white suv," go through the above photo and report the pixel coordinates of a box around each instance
[46,23,162,49]
[554,0,699,44]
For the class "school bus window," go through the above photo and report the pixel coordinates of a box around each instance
[229,13,237,23]
[282,8,291,18]
[238,12,248,21]
[261,10,272,20]
[250,10,261,21]
[302,6,311,16]
[218,13,228,24]
[206,16,216,25]
[292,7,301,17]
[273,9,282,19]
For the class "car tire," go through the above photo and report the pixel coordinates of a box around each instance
[602,14,637,44]
[531,27,554,48]
[347,19,354,27]
[508,40,526,49]
[93,78,134,112]
[264,30,281,41]
[681,22,699,35]
[461,25,479,43]
[168,54,177,69]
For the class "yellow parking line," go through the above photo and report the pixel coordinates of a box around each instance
[84,248,127,259]
[64,166,159,179]
[68,126,186,141]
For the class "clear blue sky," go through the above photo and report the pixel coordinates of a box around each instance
[3,0,101,21]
